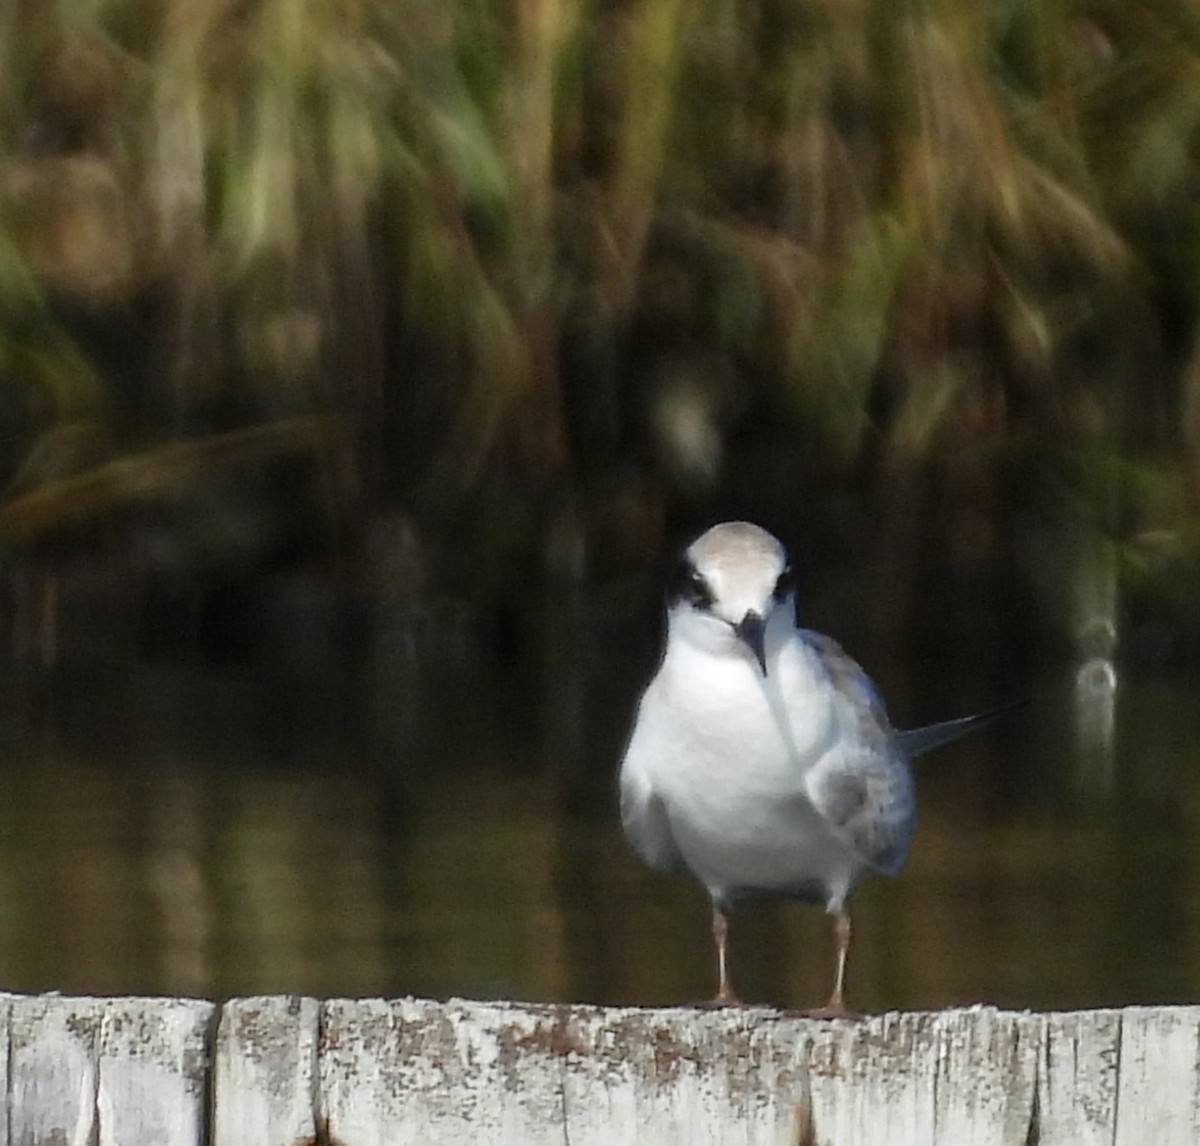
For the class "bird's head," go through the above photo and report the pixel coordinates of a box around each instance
[666,521,794,675]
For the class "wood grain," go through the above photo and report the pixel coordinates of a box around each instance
[2,995,1200,1145]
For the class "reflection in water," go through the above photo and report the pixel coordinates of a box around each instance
[0,635,1195,1013]
[1075,656,1118,793]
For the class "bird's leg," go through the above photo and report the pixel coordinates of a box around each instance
[828,907,852,1013]
[710,902,740,1005]
[802,907,858,1020]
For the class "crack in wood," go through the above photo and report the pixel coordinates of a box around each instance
[3,997,1199,1144]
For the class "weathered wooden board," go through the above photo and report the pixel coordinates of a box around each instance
[3,995,1200,1145]
[320,998,572,1145]
[96,996,213,1146]
[548,1002,798,1145]
[212,995,320,1146]
[0,995,10,1140]
[319,998,821,1145]
[312,999,1178,1146]
[8,993,104,1146]
[1035,1007,1121,1145]
[1114,1006,1200,1146]
[6,994,213,1146]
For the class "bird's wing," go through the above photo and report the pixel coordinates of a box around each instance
[619,769,683,874]
[803,748,915,875]
[619,706,684,874]
[798,631,915,875]
[897,698,1031,758]
[798,630,894,750]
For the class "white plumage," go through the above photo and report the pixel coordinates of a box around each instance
[620,521,1002,1014]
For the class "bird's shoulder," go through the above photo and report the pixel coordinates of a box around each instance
[790,629,894,742]
[789,629,915,874]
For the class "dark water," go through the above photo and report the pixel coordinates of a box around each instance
[0,620,1194,1015]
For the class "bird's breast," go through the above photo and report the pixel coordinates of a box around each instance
[637,649,852,895]
[654,642,836,776]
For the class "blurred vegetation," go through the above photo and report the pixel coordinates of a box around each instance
[1,0,1200,667]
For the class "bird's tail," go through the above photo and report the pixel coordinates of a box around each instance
[897,698,1030,759]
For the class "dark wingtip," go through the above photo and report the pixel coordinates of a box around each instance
[898,696,1033,758]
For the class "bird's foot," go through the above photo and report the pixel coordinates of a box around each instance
[697,988,744,1008]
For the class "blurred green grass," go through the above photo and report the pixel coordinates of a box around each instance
[0,0,1196,664]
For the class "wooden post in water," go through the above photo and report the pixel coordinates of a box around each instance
[2,992,1199,1144]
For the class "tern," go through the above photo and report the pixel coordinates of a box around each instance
[619,520,1011,1016]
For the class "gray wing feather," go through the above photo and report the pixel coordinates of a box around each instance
[897,698,1031,758]
[804,751,915,874]
[799,630,916,874]
[800,630,893,752]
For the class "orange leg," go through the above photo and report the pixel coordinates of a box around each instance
[710,903,741,1005]
[803,908,856,1020]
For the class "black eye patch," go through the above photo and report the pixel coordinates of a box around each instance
[772,566,793,602]
[668,558,714,610]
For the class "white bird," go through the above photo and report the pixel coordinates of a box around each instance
[619,520,1012,1016]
